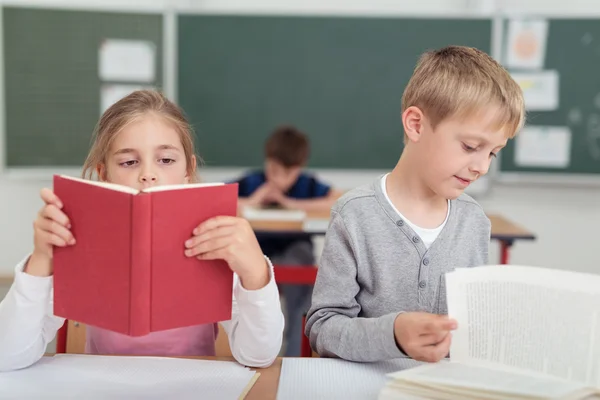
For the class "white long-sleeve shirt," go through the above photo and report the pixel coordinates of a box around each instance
[0,255,284,372]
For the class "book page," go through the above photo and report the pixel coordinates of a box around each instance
[57,174,139,194]
[446,266,600,387]
[387,362,596,400]
[277,357,423,400]
[143,182,224,192]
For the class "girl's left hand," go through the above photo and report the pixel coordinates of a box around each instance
[185,216,270,290]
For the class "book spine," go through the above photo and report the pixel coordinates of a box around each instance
[129,193,152,336]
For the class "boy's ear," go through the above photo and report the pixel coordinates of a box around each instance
[96,164,107,181]
[402,106,425,143]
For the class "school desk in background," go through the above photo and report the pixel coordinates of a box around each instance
[52,175,238,336]
[243,207,536,265]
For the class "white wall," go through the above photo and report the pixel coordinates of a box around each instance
[2,0,600,275]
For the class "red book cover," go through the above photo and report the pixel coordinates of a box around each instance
[53,175,237,336]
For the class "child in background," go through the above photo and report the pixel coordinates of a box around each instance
[234,126,341,356]
[0,90,284,372]
[305,46,525,363]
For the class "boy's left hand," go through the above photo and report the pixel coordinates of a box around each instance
[185,216,270,290]
[265,190,293,208]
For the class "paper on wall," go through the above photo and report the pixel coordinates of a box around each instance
[514,126,571,168]
[506,19,548,70]
[99,39,156,82]
[511,70,559,111]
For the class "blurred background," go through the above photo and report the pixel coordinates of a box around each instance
[1,0,600,298]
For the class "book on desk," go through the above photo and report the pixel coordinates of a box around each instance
[52,175,238,336]
[380,265,600,400]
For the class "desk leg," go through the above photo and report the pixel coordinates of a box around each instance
[500,241,512,264]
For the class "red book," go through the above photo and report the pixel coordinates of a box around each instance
[52,174,238,336]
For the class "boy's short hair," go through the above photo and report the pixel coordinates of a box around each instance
[265,125,310,167]
[401,46,525,142]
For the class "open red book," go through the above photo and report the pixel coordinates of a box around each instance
[52,175,238,336]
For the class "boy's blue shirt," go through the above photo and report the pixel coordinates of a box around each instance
[234,170,331,256]
[236,170,330,199]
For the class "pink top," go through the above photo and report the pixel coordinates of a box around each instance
[85,324,219,356]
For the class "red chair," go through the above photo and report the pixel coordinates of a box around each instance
[272,265,318,357]
[56,322,67,353]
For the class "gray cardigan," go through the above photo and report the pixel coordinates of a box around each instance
[305,179,490,362]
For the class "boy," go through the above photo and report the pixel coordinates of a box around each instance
[235,125,341,356]
[305,46,525,363]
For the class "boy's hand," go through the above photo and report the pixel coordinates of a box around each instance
[247,183,278,207]
[393,312,457,363]
[185,216,270,290]
[27,189,75,277]
[263,188,287,206]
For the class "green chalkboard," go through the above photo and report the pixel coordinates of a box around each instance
[500,19,600,176]
[178,15,492,168]
[4,7,163,167]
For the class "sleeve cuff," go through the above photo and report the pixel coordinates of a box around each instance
[13,255,54,302]
[234,255,278,304]
[380,311,410,359]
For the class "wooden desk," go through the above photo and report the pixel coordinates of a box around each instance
[488,214,536,264]
[249,213,536,265]
[244,357,282,400]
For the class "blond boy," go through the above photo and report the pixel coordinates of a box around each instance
[305,46,525,363]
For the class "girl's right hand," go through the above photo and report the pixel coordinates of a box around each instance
[26,189,75,277]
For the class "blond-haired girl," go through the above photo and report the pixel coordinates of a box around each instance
[0,90,284,371]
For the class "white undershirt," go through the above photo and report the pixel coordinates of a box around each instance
[381,174,449,249]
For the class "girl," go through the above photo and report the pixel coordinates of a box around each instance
[0,90,284,371]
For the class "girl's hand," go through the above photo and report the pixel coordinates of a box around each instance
[26,189,75,277]
[185,216,269,290]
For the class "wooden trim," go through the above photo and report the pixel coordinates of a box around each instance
[0,275,14,285]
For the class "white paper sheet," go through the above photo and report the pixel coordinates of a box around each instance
[99,39,156,82]
[100,84,152,114]
[302,218,330,233]
[276,357,423,400]
[505,19,548,70]
[242,207,306,221]
[0,354,258,400]
[514,126,571,168]
[511,70,559,111]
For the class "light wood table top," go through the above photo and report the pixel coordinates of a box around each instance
[488,214,536,241]
[249,211,536,242]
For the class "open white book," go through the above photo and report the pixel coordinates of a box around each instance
[379,265,600,400]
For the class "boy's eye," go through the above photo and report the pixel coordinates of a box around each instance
[159,158,175,164]
[462,143,476,152]
[119,160,138,167]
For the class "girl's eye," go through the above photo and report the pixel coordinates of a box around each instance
[119,160,138,167]
[159,158,175,164]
